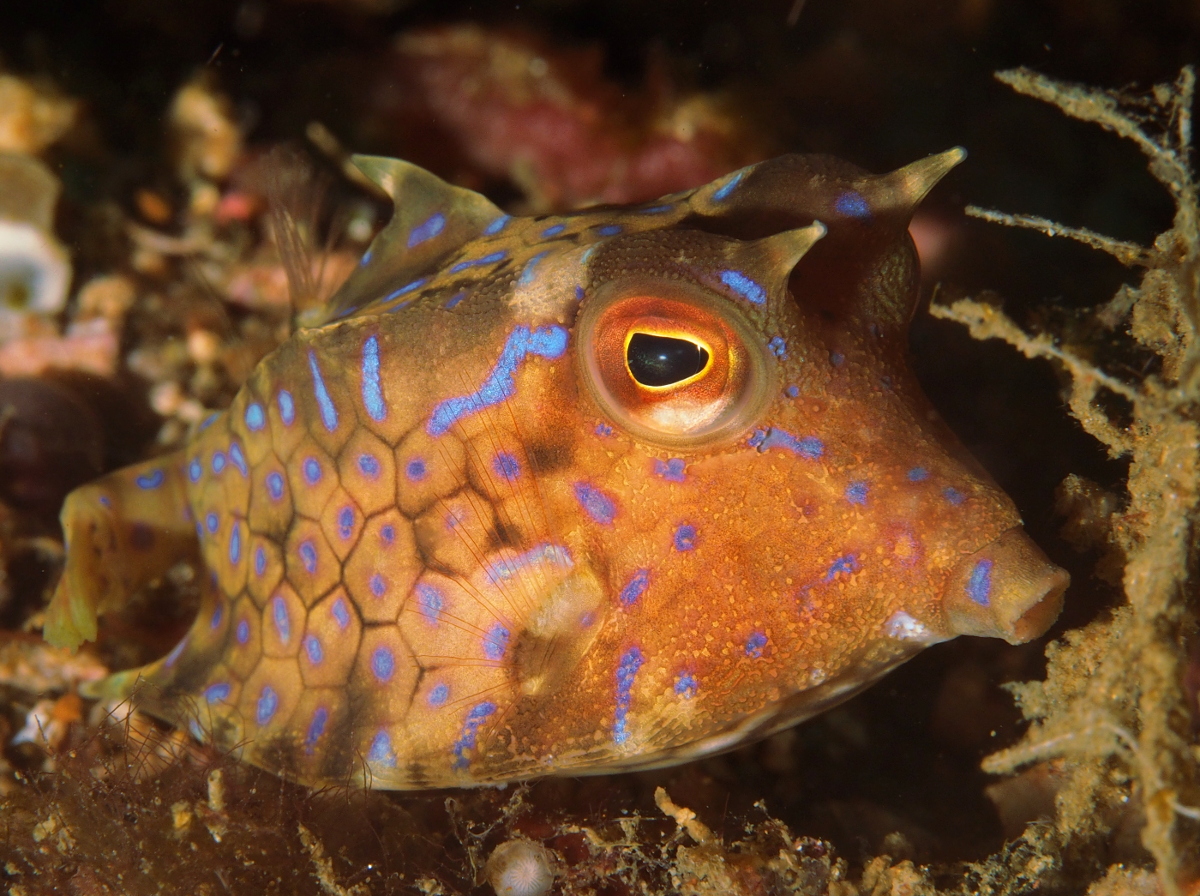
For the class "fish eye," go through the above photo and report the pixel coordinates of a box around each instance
[576,282,774,448]
[625,332,711,388]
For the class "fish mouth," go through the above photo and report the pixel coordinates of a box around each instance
[941,527,1069,645]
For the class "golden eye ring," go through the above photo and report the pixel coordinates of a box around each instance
[576,279,774,449]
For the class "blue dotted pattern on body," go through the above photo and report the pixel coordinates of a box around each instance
[428,325,568,436]
[749,428,824,459]
[612,646,644,745]
[966,559,994,606]
[574,482,617,525]
[307,351,339,432]
[361,335,386,421]
[407,213,445,248]
[719,270,766,305]
[452,701,497,768]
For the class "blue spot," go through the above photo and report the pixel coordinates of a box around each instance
[944,486,966,505]
[204,682,231,704]
[652,458,685,482]
[719,270,767,305]
[452,701,497,769]
[406,458,426,481]
[784,384,800,398]
[824,553,861,582]
[613,646,644,744]
[360,248,373,266]
[205,512,219,534]
[211,452,226,475]
[674,672,698,698]
[483,623,510,660]
[308,351,339,432]
[575,285,585,300]
[619,569,650,607]
[380,524,396,545]
[492,452,521,481]
[385,279,426,302]
[428,325,569,436]
[368,730,397,767]
[835,190,871,218]
[136,469,165,489]
[254,546,266,577]
[303,456,322,484]
[745,632,768,658]
[266,471,284,500]
[407,212,445,248]
[332,597,350,629]
[358,453,380,478]
[210,603,223,629]
[483,214,510,235]
[674,524,697,552]
[337,506,355,540]
[907,466,930,482]
[245,402,265,431]
[299,541,318,574]
[830,351,845,367]
[229,523,241,564]
[272,594,291,643]
[768,336,787,358]
[540,222,566,238]
[574,482,617,524]
[445,290,467,309]
[713,168,745,201]
[596,224,622,236]
[278,390,295,425]
[428,683,449,707]
[845,480,869,505]
[372,646,395,682]
[305,634,323,665]
[304,707,327,753]
[417,583,443,624]
[236,618,250,644]
[749,427,824,459]
[369,573,387,598]
[518,250,551,286]
[187,459,202,482]
[199,413,218,431]
[229,443,248,476]
[966,559,994,606]
[640,204,673,214]
[361,335,386,422]
[256,686,278,725]
[595,422,613,437]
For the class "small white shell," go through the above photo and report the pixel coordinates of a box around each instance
[486,839,557,896]
[0,153,70,317]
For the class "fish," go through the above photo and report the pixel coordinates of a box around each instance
[43,148,1069,789]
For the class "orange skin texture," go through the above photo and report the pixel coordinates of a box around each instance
[44,151,1066,789]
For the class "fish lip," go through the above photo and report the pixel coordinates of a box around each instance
[941,527,1069,645]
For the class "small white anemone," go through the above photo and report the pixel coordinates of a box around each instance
[486,839,557,896]
[0,153,71,317]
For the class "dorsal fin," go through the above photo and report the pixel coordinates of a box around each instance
[307,155,504,325]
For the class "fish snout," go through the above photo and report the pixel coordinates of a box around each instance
[941,527,1068,645]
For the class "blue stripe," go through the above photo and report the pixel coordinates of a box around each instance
[719,270,767,305]
[361,335,386,421]
[307,351,338,432]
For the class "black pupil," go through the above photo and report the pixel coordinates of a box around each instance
[626,333,710,387]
